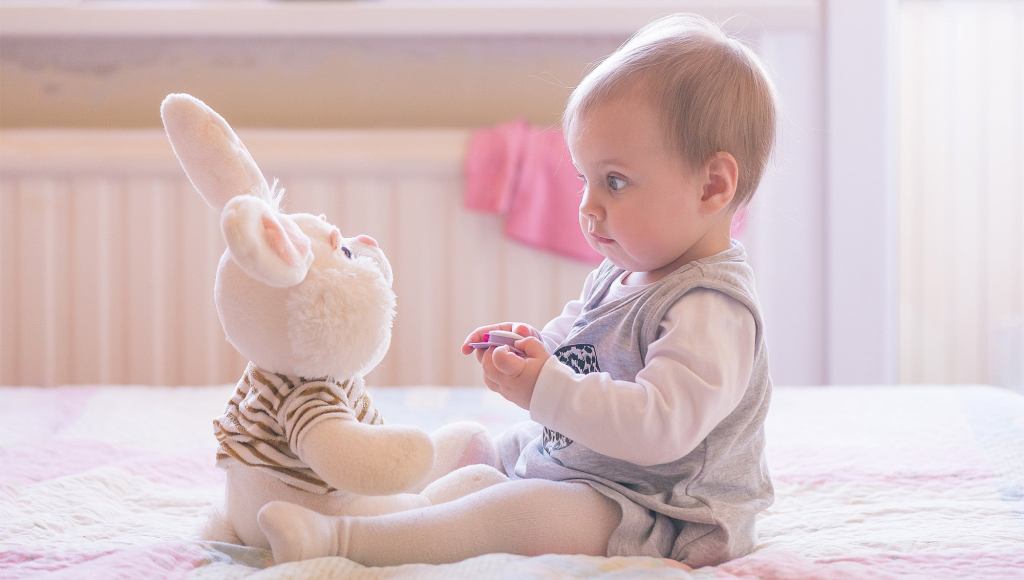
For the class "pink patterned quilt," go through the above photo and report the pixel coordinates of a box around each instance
[1,384,1022,579]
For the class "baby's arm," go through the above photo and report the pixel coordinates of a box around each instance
[462,267,601,409]
[530,289,755,466]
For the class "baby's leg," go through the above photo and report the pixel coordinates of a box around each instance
[340,493,431,516]
[259,478,620,565]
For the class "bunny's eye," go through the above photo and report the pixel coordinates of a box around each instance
[341,246,353,259]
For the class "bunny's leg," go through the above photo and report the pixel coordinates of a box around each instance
[224,462,354,548]
[259,478,620,565]
[411,421,498,492]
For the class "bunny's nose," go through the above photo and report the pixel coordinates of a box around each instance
[355,235,379,248]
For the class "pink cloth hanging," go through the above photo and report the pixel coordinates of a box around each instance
[463,120,530,214]
[464,120,750,264]
[464,120,602,264]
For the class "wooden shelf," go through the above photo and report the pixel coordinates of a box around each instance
[1,1,820,38]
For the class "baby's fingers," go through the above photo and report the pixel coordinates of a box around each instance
[461,322,514,354]
[514,336,548,359]
[483,376,500,393]
[492,346,527,378]
[512,323,542,340]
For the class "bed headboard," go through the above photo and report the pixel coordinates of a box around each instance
[0,129,592,386]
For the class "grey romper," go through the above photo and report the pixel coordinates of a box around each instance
[498,241,773,567]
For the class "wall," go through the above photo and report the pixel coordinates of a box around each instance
[1,36,614,129]
[0,2,829,386]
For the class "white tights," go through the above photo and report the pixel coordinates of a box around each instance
[258,477,621,566]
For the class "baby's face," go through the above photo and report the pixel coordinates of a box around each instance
[567,91,715,283]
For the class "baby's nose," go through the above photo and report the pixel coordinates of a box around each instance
[355,234,379,248]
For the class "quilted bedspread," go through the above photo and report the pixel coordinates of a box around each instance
[1,384,1022,579]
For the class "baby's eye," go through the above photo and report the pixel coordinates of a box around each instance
[341,246,353,259]
[607,174,627,192]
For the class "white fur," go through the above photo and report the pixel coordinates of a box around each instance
[161,93,271,210]
[287,262,394,379]
[221,196,314,289]
[161,93,500,550]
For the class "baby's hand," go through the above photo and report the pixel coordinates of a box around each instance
[479,337,550,411]
[462,322,543,359]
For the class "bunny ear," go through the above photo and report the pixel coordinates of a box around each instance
[221,196,314,288]
[161,93,271,210]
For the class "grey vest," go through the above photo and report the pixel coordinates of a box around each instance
[511,241,773,567]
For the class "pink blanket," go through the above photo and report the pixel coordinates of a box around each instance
[1,384,1022,578]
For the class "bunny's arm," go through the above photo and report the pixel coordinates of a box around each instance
[295,420,434,496]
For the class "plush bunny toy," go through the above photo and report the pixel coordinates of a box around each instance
[161,93,505,549]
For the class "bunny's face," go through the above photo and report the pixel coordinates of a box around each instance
[161,93,398,380]
[290,212,393,288]
[216,213,396,379]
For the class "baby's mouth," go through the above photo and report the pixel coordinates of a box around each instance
[590,233,614,244]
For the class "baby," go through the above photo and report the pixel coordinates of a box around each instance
[258,13,776,568]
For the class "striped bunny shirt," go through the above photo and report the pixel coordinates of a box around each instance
[213,362,383,494]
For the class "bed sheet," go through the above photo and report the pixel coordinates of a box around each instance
[1,384,1022,579]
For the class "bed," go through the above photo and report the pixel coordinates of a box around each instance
[1,383,1021,578]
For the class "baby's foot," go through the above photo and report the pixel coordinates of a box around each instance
[460,426,499,468]
[422,464,508,505]
[257,501,347,563]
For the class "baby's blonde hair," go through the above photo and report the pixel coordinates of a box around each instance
[563,14,777,207]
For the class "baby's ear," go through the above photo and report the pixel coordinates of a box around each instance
[161,93,270,210]
[221,196,313,288]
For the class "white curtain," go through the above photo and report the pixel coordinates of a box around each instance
[899,0,1024,385]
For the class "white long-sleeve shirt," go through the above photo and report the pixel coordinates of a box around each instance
[529,268,756,466]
